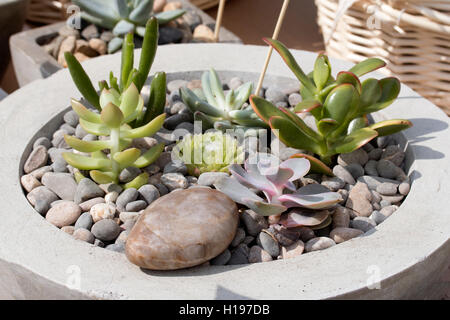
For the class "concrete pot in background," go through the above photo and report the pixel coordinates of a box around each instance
[0,0,29,79]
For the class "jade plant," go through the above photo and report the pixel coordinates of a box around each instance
[180,68,267,131]
[214,154,341,216]
[65,18,166,128]
[172,131,245,176]
[62,86,166,188]
[250,38,412,169]
[69,0,185,53]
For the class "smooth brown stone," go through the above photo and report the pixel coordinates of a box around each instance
[330,227,364,244]
[126,188,238,270]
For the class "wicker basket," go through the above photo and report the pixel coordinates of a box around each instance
[315,0,450,115]
[27,0,72,24]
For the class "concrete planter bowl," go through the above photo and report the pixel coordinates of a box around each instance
[9,0,241,87]
[0,44,449,300]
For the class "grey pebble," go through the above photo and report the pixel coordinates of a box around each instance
[198,172,229,186]
[370,210,386,224]
[321,176,345,191]
[210,249,231,265]
[64,110,79,127]
[41,172,77,201]
[74,212,93,230]
[351,217,376,232]
[338,149,369,166]
[163,161,187,175]
[91,219,121,241]
[228,244,249,265]
[105,243,125,253]
[305,237,336,252]
[51,159,68,172]
[125,200,147,212]
[240,209,268,236]
[368,148,383,160]
[33,137,52,150]
[138,184,160,205]
[74,178,105,204]
[73,228,95,244]
[344,163,365,179]
[376,182,398,196]
[364,160,379,176]
[377,159,400,179]
[160,173,188,191]
[332,165,355,185]
[119,167,141,183]
[257,232,279,258]
[231,228,246,247]
[399,182,410,195]
[116,188,139,212]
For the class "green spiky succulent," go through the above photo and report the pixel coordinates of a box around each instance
[180,68,268,131]
[251,38,413,170]
[172,131,245,176]
[70,0,185,53]
[65,18,166,128]
[63,85,166,188]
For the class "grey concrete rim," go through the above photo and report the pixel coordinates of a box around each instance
[0,43,449,299]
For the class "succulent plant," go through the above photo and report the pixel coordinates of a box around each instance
[180,68,268,131]
[70,0,185,53]
[62,84,166,188]
[65,18,166,128]
[250,38,412,169]
[214,153,341,216]
[172,131,245,176]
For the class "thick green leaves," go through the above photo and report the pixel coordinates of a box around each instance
[369,119,413,136]
[290,153,333,176]
[120,33,135,91]
[120,83,140,119]
[279,107,321,141]
[336,71,361,93]
[79,119,110,136]
[113,19,136,36]
[136,18,158,91]
[124,172,149,189]
[333,127,378,154]
[360,78,382,108]
[101,103,124,128]
[322,84,360,124]
[347,117,368,134]
[180,87,226,118]
[71,99,101,123]
[100,89,120,110]
[250,95,290,125]
[269,116,321,154]
[90,170,117,184]
[65,52,101,111]
[194,112,216,130]
[317,118,338,137]
[140,72,167,125]
[64,135,110,152]
[113,148,141,168]
[62,152,111,170]
[154,9,186,25]
[133,143,165,168]
[121,113,165,138]
[349,58,386,77]
[129,0,153,24]
[264,38,316,93]
[313,54,331,90]
[72,0,118,28]
[359,77,400,115]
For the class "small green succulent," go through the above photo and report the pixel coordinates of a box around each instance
[63,85,166,188]
[70,0,185,53]
[172,131,245,176]
[65,18,166,128]
[180,68,268,131]
[251,38,412,169]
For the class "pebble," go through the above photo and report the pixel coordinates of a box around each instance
[338,149,369,166]
[376,182,398,196]
[332,165,355,185]
[228,77,243,90]
[125,200,147,212]
[305,237,336,252]
[106,243,125,253]
[231,228,246,247]
[116,188,139,212]
[94,239,105,247]
[51,159,68,173]
[248,246,273,263]
[100,31,114,42]
[133,137,158,150]
[154,183,169,196]
[344,163,365,179]
[281,240,305,259]
[167,79,188,93]
[74,178,105,204]
[60,123,76,135]
[321,176,345,191]
[198,172,229,186]
[46,201,81,228]
[74,212,93,230]
[91,219,121,242]
[364,160,379,176]
[228,244,249,265]
[138,184,160,205]
[79,197,104,212]
[332,205,351,228]
[399,182,411,195]
[24,145,48,173]
[346,182,373,217]
[288,93,302,107]
[330,227,363,243]
[371,190,382,203]
[370,210,386,224]
[20,174,41,192]
[119,211,141,223]
[368,148,383,160]
[27,186,58,210]
[58,36,76,66]
[265,88,286,103]
[380,205,398,218]
[337,189,349,203]
[81,24,99,40]
[115,231,129,245]
[90,203,116,223]
[33,137,52,150]
[357,175,399,190]
[163,161,188,175]
[119,167,141,183]
[126,188,239,270]
[99,183,123,194]
[29,166,52,180]
[160,173,188,191]
[377,159,400,179]
[381,194,404,204]
[380,200,391,208]
[256,231,279,258]
[193,24,215,42]
[381,145,405,166]
[73,228,95,244]
[35,200,50,215]
[351,217,376,232]
[210,249,231,265]
[240,210,269,236]
[41,172,77,201]
[61,226,75,235]
[89,38,107,55]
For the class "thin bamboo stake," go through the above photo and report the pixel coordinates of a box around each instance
[214,0,227,42]
[254,0,291,96]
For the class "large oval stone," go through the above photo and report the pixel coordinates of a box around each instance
[125,188,239,270]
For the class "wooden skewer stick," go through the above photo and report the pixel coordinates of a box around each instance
[214,0,227,42]
[254,0,291,96]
